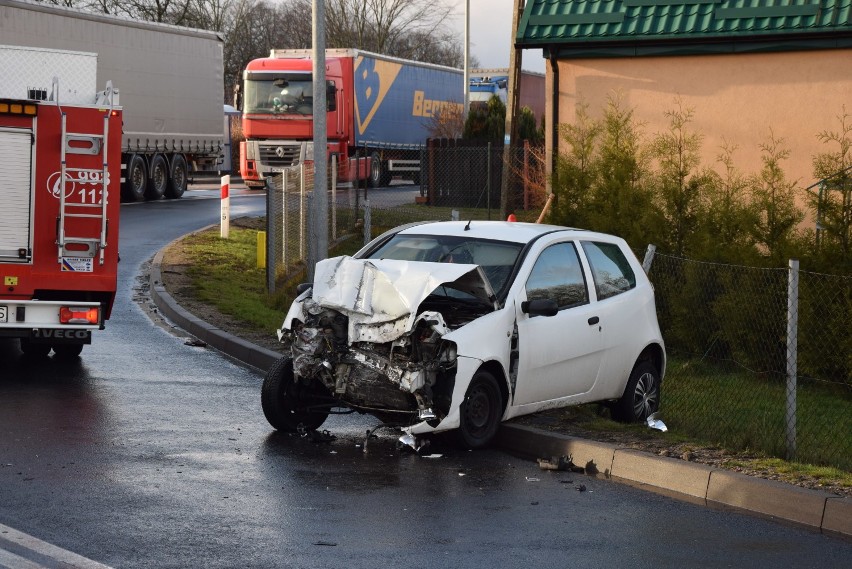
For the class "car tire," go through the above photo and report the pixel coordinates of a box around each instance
[261,357,329,432]
[455,370,503,449]
[166,154,188,199]
[53,344,84,359]
[122,154,147,202]
[611,361,661,423]
[19,339,50,358]
[146,154,168,200]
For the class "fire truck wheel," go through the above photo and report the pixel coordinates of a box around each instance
[166,154,188,199]
[146,154,168,200]
[19,339,50,358]
[122,154,147,202]
[53,344,84,359]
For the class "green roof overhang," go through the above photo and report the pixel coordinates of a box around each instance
[516,0,852,59]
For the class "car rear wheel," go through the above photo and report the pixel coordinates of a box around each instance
[455,370,502,449]
[261,357,329,432]
[612,361,660,422]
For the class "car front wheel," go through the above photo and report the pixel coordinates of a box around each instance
[261,357,329,432]
[455,370,503,449]
[612,361,660,423]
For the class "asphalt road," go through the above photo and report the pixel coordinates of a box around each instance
[1,185,850,568]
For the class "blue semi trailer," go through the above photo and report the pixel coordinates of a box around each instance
[239,48,463,188]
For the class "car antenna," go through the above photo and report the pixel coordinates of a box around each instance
[464,220,472,231]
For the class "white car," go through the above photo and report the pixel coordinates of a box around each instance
[262,221,666,448]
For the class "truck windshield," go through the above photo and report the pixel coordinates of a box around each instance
[243,72,313,116]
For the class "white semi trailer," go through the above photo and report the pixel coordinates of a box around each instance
[0,0,225,201]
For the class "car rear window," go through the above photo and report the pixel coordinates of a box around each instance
[581,241,636,300]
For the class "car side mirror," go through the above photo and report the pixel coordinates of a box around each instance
[295,282,312,295]
[521,298,558,317]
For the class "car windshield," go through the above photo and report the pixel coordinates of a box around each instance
[364,234,523,297]
[243,72,313,115]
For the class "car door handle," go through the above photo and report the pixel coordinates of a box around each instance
[588,316,600,325]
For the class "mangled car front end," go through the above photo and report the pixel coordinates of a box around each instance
[264,255,497,438]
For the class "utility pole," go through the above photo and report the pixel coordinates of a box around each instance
[499,0,524,220]
[308,0,328,281]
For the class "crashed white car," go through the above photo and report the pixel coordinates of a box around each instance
[261,221,665,448]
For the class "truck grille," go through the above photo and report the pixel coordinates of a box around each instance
[258,144,301,168]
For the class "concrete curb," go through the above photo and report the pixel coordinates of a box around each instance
[148,238,851,540]
[497,424,850,538]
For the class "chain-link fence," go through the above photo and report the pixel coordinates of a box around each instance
[648,252,852,471]
[264,144,547,287]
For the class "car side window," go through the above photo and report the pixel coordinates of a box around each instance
[525,242,588,308]
[581,241,636,300]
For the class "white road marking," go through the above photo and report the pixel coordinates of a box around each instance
[0,523,113,569]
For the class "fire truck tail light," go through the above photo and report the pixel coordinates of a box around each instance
[60,306,100,325]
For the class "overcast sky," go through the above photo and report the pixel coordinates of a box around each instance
[449,0,546,72]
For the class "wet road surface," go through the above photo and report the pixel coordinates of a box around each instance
[1,187,850,568]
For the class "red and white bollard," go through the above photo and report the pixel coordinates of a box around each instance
[220,175,230,239]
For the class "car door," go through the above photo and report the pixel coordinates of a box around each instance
[512,241,604,406]
[579,240,643,397]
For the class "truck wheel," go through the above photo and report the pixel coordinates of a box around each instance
[146,154,168,200]
[122,154,147,202]
[19,339,50,358]
[368,151,386,188]
[166,154,188,199]
[53,344,84,359]
[261,357,329,432]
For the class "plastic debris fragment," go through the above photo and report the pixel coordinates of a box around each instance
[646,412,668,432]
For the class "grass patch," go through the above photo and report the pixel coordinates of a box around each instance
[662,356,852,471]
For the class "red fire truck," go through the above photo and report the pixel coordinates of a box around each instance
[0,45,122,358]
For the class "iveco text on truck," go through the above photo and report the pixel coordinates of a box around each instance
[236,49,463,188]
[0,0,225,201]
[0,45,122,358]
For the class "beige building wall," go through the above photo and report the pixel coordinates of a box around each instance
[547,49,851,204]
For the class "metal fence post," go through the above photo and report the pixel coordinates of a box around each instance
[363,199,371,245]
[299,163,307,262]
[331,154,338,241]
[786,258,799,461]
[265,177,275,293]
[642,244,657,275]
[282,170,289,270]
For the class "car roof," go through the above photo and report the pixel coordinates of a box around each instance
[395,220,601,244]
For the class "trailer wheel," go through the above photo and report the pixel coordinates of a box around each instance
[146,154,168,200]
[53,344,84,360]
[122,154,147,202]
[19,339,50,358]
[166,154,188,199]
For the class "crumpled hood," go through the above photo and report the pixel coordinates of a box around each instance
[285,255,497,343]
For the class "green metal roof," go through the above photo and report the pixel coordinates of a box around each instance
[517,1,852,57]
